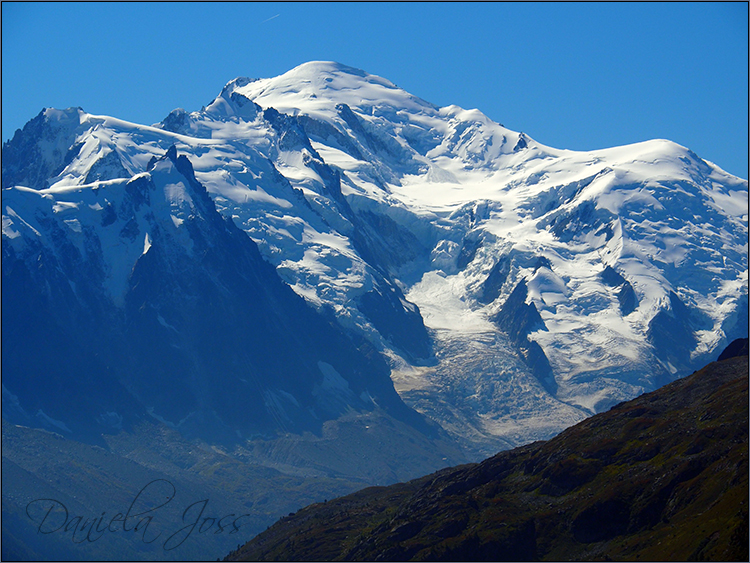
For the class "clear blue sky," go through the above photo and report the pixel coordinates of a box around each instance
[2,2,748,178]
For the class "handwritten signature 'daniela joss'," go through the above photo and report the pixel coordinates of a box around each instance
[25,479,251,551]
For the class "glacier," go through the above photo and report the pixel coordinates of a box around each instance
[3,61,748,457]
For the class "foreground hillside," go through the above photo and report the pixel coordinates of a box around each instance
[227,342,748,562]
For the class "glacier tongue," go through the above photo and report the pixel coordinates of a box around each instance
[393,270,588,455]
[2,60,747,454]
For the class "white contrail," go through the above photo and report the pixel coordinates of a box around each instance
[261,14,280,24]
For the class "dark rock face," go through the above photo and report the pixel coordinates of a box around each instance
[647,291,700,372]
[357,283,431,363]
[263,107,317,153]
[228,91,259,118]
[2,108,84,190]
[492,280,545,344]
[491,279,555,392]
[544,200,616,244]
[160,107,191,134]
[456,235,481,271]
[600,265,638,315]
[520,339,557,395]
[615,280,638,315]
[228,353,749,562]
[480,254,511,304]
[351,209,428,272]
[513,133,528,152]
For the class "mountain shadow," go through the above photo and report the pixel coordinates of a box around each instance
[1,147,433,444]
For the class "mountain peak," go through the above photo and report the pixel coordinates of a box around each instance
[221,75,256,94]
[230,60,434,120]
[216,62,374,102]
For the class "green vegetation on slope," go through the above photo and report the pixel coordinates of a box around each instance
[227,352,749,562]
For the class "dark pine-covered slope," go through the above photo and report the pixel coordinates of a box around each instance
[226,340,749,562]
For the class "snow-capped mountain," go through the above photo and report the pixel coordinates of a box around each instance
[3,61,747,456]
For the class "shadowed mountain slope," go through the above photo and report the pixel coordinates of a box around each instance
[1,146,434,443]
